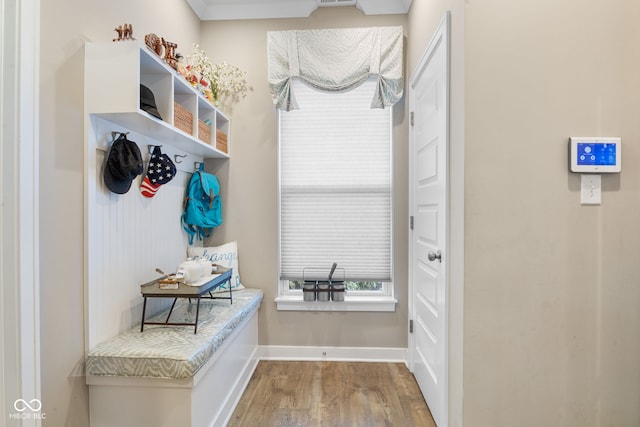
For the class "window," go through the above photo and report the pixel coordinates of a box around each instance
[276,79,396,311]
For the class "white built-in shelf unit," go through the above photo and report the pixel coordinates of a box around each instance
[84,40,229,158]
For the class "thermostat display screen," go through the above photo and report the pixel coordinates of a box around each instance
[570,137,621,173]
[576,143,616,166]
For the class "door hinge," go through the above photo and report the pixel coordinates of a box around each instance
[410,215,414,230]
[409,319,414,334]
[410,111,414,127]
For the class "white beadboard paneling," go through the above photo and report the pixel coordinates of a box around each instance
[87,117,202,349]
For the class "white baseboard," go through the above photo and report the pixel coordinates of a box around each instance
[259,345,408,363]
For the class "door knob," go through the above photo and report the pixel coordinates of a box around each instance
[427,250,442,262]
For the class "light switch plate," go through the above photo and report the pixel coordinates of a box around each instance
[581,174,601,205]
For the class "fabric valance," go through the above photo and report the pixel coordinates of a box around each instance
[267,26,404,111]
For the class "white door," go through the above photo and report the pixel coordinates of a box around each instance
[408,13,450,427]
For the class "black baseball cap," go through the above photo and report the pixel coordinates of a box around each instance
[104,134,144,194]
[140,84,162,120]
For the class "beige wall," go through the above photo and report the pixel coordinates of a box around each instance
[38,1,201,425]
[411,0,640,426]
[463,1,640,425]
[200,7,410,349]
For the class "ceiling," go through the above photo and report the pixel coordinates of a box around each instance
[185,0,412,21]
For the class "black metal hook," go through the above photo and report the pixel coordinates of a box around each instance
[147,144,162,154]
[111,131,129,141]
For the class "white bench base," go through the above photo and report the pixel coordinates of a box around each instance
[87,308,258,427]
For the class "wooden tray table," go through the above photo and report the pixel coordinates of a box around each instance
[139,268,233,333]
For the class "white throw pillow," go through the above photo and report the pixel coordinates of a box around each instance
[187,241,244,292]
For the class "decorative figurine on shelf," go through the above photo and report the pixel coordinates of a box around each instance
[145,33,163,57]
[162,38,178,70]
[113,23,135,42]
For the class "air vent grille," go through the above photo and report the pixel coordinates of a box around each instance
[317,0,357,7]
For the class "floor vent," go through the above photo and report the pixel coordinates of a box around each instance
[317,0,357,7]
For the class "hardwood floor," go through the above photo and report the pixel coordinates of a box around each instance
[228,361,436,427]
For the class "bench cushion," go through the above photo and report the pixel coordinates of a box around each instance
[86,288,263,380]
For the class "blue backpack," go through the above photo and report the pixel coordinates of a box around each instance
[181,165,222,244]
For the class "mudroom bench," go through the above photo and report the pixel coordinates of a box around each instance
[86,288,263,427]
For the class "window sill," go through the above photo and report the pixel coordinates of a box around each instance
[274,295,397,312]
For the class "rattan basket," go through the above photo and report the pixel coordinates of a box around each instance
[173,102,193,135]
[198,120,211,144]
[216,129,228,153]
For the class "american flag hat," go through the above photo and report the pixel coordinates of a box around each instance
[140,146,177,198]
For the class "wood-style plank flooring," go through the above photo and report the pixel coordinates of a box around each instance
[228,361,436,427]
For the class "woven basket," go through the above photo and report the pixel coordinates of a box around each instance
[198,120,211,144]
[173,102,193,135]
[216,129,228,153]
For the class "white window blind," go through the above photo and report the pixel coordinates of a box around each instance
[279,79,392,281]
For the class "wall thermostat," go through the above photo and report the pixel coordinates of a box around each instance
[570,137,621,173]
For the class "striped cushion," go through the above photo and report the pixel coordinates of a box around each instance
[86,288,263,379]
